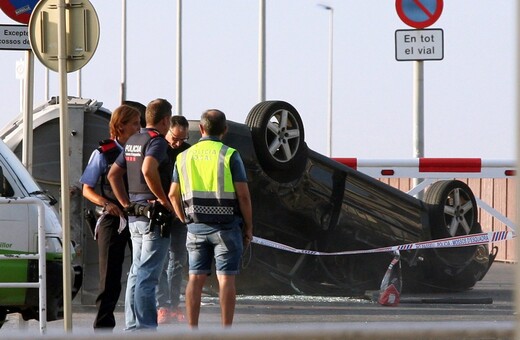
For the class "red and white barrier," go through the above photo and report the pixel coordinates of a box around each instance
[332,158,516,179]
[332,157,517,233]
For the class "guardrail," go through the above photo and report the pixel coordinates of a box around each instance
[0,197,47,334]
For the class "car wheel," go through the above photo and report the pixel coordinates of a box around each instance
[424,180,478,239]
[246,101,307,181]
[421,180,489,291]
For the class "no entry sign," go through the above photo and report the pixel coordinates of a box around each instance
[0,0,38,24]
[396,0,443,29]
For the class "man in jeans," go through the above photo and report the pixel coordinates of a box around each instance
[156,115,190,324]
[108,98,173,330]
[169,109,253,328]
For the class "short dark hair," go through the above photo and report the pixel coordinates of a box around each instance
[146,98,173,125]
[201,109,226,136]
[171,115,189,129]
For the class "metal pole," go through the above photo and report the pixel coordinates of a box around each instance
[45,68,49,101]
[412,60,424,199]
[17,59,23,113]
[318,4,333,157]
[258,0,266,102]
[515,0,520,337]
[120,0,127,103]
[327,7,333,157]
[58,0,72,331]
[76,69,81,98]
[176,0,182,115]
[18,61,32,330]
[22,51,34,174]
[35,199,47,334]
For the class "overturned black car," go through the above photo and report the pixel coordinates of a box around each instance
[192,101,494,296]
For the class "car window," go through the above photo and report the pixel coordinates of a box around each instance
[309,164,333,188]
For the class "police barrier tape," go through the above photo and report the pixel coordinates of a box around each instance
[251,230,515,256]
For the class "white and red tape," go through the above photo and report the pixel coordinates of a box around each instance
[251,230,514,256]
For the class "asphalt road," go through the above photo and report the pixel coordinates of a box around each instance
[0,261,515,339]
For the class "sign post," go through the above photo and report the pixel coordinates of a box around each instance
[0,0,38,329]
[395,0,443,198]
[28,0,99,332]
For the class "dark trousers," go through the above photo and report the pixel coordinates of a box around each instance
[156,219,188,308]
[93,215,131,329]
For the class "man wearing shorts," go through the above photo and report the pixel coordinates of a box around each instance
[169,109,253,328]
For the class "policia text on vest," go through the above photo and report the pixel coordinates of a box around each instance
[177,141,239,224]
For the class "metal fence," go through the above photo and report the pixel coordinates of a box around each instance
[0,197,47,334]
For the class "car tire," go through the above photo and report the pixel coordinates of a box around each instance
[424,180,478,239]
[245,101,307,182]
[421,180,489,291]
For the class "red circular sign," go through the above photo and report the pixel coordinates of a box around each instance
[396,0,443,29]
[0,0,38,25]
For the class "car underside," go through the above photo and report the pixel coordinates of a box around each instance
[197,101,495,296]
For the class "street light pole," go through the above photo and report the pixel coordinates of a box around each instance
[319,4,333,157]
[176,0,183,115]
[120,0,127,103]
[259,0,266,102]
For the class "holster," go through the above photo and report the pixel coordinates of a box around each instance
[124,202,152,217]
[148,202,173,238]
[84,209,97,238]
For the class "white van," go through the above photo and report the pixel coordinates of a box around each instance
[0,138,82,326]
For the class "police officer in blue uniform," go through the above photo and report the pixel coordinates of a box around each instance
[80,104,141,330]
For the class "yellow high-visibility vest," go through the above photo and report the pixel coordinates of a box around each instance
[177,140,238,223]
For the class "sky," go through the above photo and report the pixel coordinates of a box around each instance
[0,0,516,160]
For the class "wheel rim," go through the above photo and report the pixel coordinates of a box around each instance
[443,188,475,237]
[264,108,301,162]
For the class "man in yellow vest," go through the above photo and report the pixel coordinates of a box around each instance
[169,109,253,328]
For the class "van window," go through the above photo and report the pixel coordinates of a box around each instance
[0,166,14,197]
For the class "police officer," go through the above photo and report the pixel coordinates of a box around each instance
[108,98,174,331]
[80,104,141,329]
[169,109,253,328]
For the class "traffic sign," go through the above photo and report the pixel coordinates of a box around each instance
[396,0,443,29]
[28,0,100,73]
[395,29,443,61]
[0,0,38,24]
[0,24,30,50]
